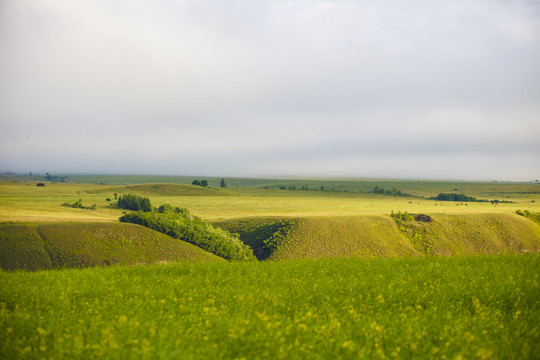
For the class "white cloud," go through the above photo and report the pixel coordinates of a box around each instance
[498,18,540,44]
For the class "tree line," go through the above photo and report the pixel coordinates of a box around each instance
[192,179,227,188]
[429,193,512,203]
[371,186,413,197]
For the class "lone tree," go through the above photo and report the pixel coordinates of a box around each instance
[220,178,227,188]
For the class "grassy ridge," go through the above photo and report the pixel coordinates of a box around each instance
[88,183,224,196]
[1,254,538,359]
[0,223,222,270]
[215,214,540,260]
[394,213,540,255]
[270,216,419,260]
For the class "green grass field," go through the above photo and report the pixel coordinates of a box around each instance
[1,255,539,359]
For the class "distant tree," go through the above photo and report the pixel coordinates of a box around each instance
[220,178,227,188]
[201,179,208,187]
[192,180,201,186]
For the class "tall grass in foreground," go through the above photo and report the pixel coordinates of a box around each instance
[1,254,539,359]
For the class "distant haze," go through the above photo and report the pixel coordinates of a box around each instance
[1,0,539,181]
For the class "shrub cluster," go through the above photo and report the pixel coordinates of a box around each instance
[120,205,254,261]
[391,210,413,222]
[516,210,531,217]
[117,194,152,212]
[62,199,96,210]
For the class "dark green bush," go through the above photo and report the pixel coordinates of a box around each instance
[192,179,208,187]
[117,194,152,212]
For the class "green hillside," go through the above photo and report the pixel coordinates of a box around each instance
[215,213,540,260]
[0,222,222,271]
[393,213,540,256]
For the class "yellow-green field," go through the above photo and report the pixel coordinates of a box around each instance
[1,179,538,223]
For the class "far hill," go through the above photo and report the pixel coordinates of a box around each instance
[85,183,223,196]
[0,222,222,271]
[214,213,540,260]
[122,183,223,196]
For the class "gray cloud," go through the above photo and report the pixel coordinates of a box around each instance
[1,0,539,180]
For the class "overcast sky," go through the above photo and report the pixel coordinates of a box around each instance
[1,0,539,180]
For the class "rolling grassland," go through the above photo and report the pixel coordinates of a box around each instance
[1,177,540,268]
[1,255,539,359]
[1,176,540,358]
